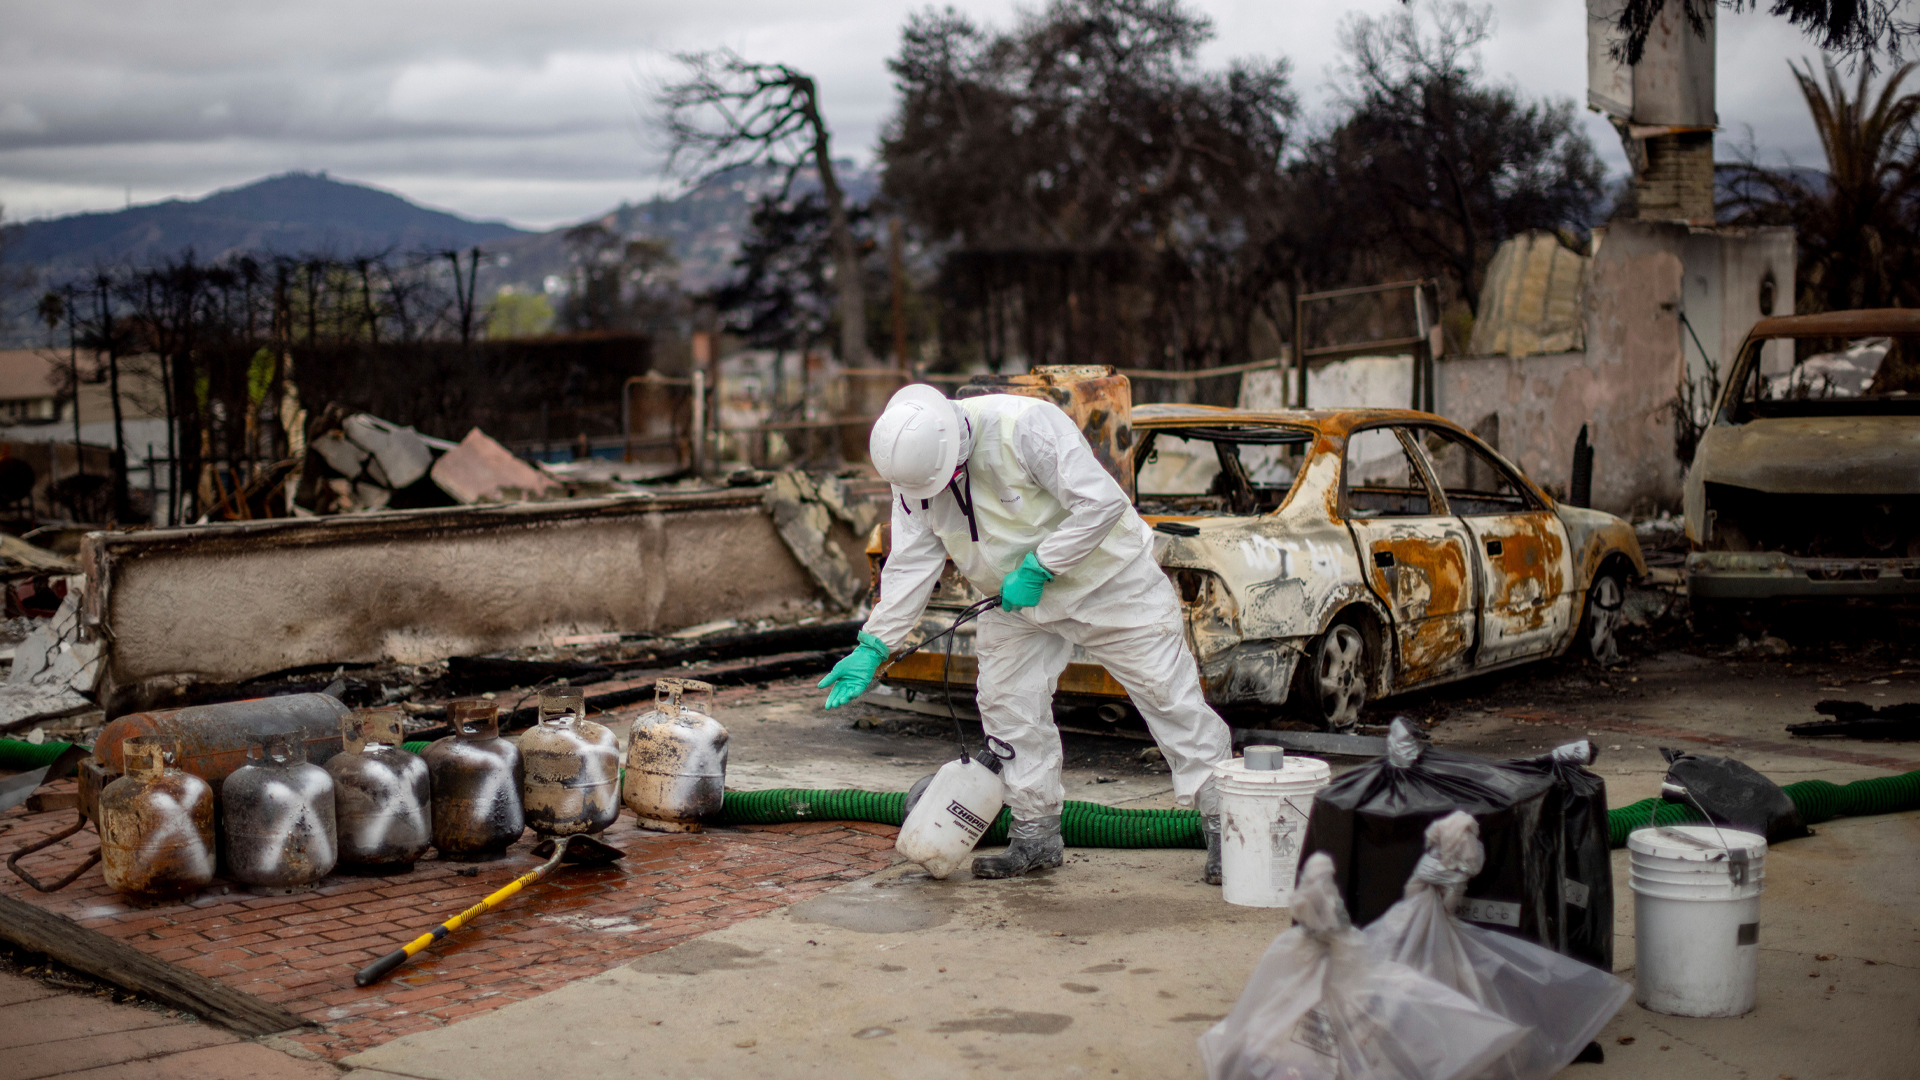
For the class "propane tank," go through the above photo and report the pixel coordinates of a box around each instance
[520,689,621,837]
[326,707,431,872]
[422,698,525,860]
[622,679,728,832]
[221,734,337,893]
[98,735,215,898]
[896,753,1007,879]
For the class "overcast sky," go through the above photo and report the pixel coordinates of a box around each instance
[0,0,1830,231]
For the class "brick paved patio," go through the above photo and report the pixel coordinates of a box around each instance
[0,777,897,1061]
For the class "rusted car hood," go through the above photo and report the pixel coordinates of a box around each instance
[1693,415,1920,494]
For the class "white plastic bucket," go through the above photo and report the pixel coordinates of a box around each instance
[1214,753,1331,908]
[1628,825,1768,1017]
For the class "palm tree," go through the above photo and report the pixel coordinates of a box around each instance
[1720,57,1920,313]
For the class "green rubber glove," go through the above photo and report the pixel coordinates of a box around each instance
[818,631,890,709]
[999,551,1054,612]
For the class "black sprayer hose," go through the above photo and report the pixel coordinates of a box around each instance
[878,596,1002,764]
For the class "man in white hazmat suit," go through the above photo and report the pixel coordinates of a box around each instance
[818,383,1234,881]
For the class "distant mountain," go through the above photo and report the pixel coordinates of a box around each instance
[485,162,881,296]
[6,172,528,274]
[0,163,882,343]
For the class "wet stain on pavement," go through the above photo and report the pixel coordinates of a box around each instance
[930,1010,1074,1035]
[626,940,778,975]
[789,887,951,934]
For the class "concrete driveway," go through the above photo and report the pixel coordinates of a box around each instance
[342,650,1920,1080]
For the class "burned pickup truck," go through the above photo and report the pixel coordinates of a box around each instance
[1686,309,1920,604]
[870,377,1643,730]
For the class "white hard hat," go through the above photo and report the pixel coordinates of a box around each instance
[870,384,965,500]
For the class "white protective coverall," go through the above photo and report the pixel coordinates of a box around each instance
[863,393,1232,820]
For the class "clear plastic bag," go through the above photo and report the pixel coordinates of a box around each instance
[1362,812,1633,1080]
[1199,853,1527,1080]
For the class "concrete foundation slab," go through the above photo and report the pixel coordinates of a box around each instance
[81,491,832,712]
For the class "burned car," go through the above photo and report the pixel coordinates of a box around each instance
[1686,309,1920,603]
[871,399,1645,729]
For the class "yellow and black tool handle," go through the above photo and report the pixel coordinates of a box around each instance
[354,861,550,986]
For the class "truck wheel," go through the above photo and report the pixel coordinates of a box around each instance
[1296,619,1371,732]
[1580,571,1625,666]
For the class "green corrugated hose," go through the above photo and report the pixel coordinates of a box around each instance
[0,738,86,773]
[712,787,1205,848]
[718,770,1920,851]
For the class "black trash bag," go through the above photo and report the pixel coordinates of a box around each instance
[1506,741,1614,972]
[1300,719,1563,951]
[1659,748,1809,843]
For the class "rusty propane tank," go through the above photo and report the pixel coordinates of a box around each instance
[98,735,215,898]
[520,689,620,837]
[82,693,352,821]
[622,679,728,833]
[221,734,337,893]
[422,698,524,861]
[326,707,431,872]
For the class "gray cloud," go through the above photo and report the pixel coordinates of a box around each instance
[0,0,1830,229]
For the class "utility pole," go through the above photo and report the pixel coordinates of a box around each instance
[63,287,82,481]
[96,275,129,521]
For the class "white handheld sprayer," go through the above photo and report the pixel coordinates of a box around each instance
[886,596,1015,878]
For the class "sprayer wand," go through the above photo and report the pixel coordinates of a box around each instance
[877,595,1002,764]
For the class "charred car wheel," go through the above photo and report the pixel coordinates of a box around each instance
[1580,571,1626,666]
[1296,619,1371,732]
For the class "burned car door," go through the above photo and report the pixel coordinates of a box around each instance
[1416,426,1573,665]
[1341,425,1477,685]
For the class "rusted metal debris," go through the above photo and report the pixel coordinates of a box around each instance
[959,365,1138,497]
[83,693,352,814]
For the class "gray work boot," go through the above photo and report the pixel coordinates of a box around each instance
[1203,814,1223,885]
[972,815,1065,879]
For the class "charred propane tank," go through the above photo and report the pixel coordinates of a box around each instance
[78,693,352,825]
[520,689,621,837]
[956,365,1134,497]
[422,698,525,860]
[221,734,337,893]
[622,679,728,833]
[326,707,432,872]
[98,735,216,898]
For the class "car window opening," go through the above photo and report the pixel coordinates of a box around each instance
[1418,428,1538,516]
[1343,427,1436,519]
[1734,334,1920,419]
[1133,427,1310,517]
